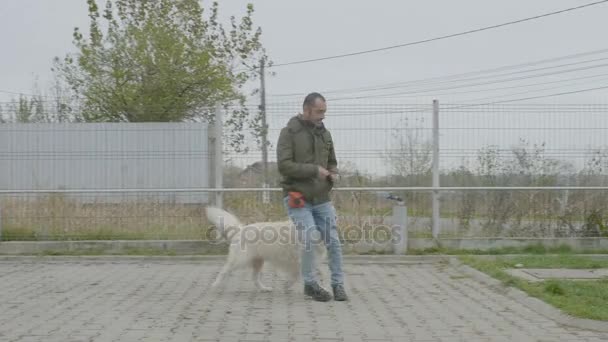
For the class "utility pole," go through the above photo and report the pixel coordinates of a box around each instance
[432,99,440,239]
[213,104,223,208]
[260,58,269,204]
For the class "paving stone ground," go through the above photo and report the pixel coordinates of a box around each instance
[1,257,607,342]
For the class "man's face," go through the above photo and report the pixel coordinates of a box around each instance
[303,98,327,126]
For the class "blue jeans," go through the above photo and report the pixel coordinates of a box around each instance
[283,196,345,287]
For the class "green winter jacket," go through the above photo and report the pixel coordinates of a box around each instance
[276,115,338,205]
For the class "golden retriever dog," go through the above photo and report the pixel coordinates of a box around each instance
[205,207,328,292]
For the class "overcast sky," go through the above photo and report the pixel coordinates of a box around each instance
[1,0,608,175]
[1,0,607,103]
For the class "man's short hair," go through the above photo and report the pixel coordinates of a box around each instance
[303,92,326,109]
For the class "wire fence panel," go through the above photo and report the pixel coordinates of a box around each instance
[439,103,608,175]
[225,101,608,239]
[2,102,608,240]
[434,103,608,238]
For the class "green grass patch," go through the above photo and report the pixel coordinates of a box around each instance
[408,243,608,256]
[459,254,608,321]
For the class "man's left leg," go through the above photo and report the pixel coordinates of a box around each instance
[312,201,348,301]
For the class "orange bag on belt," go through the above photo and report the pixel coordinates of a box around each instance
[288,191,305,208]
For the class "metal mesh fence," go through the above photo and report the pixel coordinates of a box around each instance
[1,101,608,240]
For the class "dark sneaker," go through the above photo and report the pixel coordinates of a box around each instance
[304,282,332,302]
[332,284,348,301]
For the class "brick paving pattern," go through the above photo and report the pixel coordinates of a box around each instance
[0,257,606,342]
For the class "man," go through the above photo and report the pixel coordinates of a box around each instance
[276,92,348,302]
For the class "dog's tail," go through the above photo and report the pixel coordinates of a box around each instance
[205,206,242,241]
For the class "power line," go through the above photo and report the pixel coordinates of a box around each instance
[339,73,608,100]
[0,89,47,98]
[269,48,608,97]
[333,56,608,97]
[269,0,608,68]
[0,89,82,101]
[445,85,608,109]
[328,62,608,100]
[457,77,608,104]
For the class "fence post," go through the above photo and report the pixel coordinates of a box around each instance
[432,99,440,239]
[211,105,224,208]
[0,206,2,241]
[391,199,408,254]
[259,58,270,205]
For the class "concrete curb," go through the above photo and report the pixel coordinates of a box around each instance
[0,240,229,256]
[0,255,228,262]
[449,257,608,332]
[0,240,398,256]
[1,237,608,256]
[0,254,448,264]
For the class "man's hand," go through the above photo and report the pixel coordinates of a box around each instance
[328,168,339,183]
[318,166,331,180]
[328,173,339,182]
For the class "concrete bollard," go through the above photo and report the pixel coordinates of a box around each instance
[391,201,408,255]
